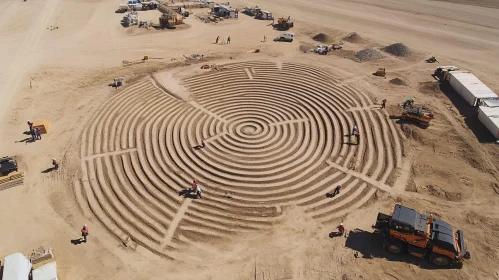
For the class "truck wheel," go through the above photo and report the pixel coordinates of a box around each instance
[383,238,403,254]
[429,253,451,266]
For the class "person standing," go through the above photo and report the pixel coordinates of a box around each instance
[201,139,205,148]
[195,184,202,199]
[333,185,342,196]
[35,128,41,140]
[337,223,345,235]
[351,125,358,136]
[30,129,36,142]
[215,35,219,44]
[81,224,89,242]
[263,35,267,42]
[191,179,198,194]
[27,120,33,131]
[381,99,387,109]
[354,131,360,145]
[52,158,59,170]
[227,35,231,44]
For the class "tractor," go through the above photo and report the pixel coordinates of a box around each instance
[373,204,470,267]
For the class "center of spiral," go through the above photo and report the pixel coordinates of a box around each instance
[241,125,257,135]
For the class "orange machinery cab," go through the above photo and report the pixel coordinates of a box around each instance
[32,119,51,134]
[374,204,470,266]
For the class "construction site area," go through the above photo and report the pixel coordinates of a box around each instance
[1,0,499,279]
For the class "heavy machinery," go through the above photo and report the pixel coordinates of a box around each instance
[122,12,139,27]
[275,17,293,30]
[425,56,438,63]
[433,65,459,80]
[0,156,24,191]
[115,5,128,13]
[401,106,434,127]
[159,13,176,29]
[373,204,470,267]
[373,68,386,77]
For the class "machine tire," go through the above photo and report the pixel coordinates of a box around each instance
[429,253,452,267]
[383,238,403,254]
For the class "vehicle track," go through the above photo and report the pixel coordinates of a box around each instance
[79,61,403,259]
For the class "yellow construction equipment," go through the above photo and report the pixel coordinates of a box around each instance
[275,16,293,30]
[401,106,434,127]
[0,156,24,192]
[373,68,386,77]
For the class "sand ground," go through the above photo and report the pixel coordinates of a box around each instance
[1,0,499,279]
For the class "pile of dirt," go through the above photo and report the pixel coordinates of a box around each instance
[312,33,329,43]
[389,78,408,86]
[383,43,412,57]
[343,32,364,43]
[354,48,384,61]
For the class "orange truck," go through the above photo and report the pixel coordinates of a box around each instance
[373,204,471,267]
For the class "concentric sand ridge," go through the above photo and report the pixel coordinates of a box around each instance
[77,61,402,259]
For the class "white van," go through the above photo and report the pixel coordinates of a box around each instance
[275,32,295,42]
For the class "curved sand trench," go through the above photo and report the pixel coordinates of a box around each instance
[77,61,402,260]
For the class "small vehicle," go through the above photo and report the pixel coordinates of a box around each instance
[373,204,470,267]
[373,68,386,77]
[425,56,438,63]
[274,32,295,42]
[0,156,18,177]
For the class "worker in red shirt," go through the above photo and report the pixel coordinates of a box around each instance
[381,99,387,109]
[27,120,33,131]
[337,223,345,235]
[81,224,89,242]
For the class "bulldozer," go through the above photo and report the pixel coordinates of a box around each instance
[0,156,24,191]
[373,204,471,267]
[401,106,434,127]
[373,68,386,77]
[274,17,293,30]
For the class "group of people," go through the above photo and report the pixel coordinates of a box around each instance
[215,35,231,45]
[27,120,42,141]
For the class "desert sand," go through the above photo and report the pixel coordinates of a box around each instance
[0,0,499,279]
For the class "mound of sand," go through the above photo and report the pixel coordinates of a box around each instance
[343,32,364,43]
[383,43,412,57]
[389,78,408,86]
[312,33,329,43]
[354,48,384,61]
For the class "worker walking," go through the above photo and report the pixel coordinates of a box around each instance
[81,224,89,243]
[263,35,267,42]
[215,35,219,44]
[191,179,198,194]
[227,35,231,44]
[27,120,33,131]
[381,99,387,109]
[332,185,342,196]
[201,139,205,148]
[52,158,59,171]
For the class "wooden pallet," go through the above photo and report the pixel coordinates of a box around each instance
[0,171,25,192]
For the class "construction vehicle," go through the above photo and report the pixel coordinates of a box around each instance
[274,17,293,30]
[0,156,24,191]
[374,204,470,267]
[115,5,128,13]
[159,13,176,29]
[401,106,434,127]
[122,12,139,27]
[425,56,438,63]
[274,32,295,42]
[433,66,459,80]
[373,68,386,77]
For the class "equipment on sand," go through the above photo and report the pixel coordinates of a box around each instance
[274,32,294,42]
[373,68,386,77]
[274,17,293,30]
[401,106,434,127]
[373,204,471,267]
[0,156,24,191]
[32,119,51,134]
[425,56,438,63]
[433,66,459,80]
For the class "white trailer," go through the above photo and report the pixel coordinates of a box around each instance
[446,71,498,106]
[478,106,499,140]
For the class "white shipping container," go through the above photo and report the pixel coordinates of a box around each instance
[447,72,498,106]
[478,106,499,139]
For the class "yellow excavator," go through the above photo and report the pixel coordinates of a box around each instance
[274,16,293,30]
[0,156,24,191]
